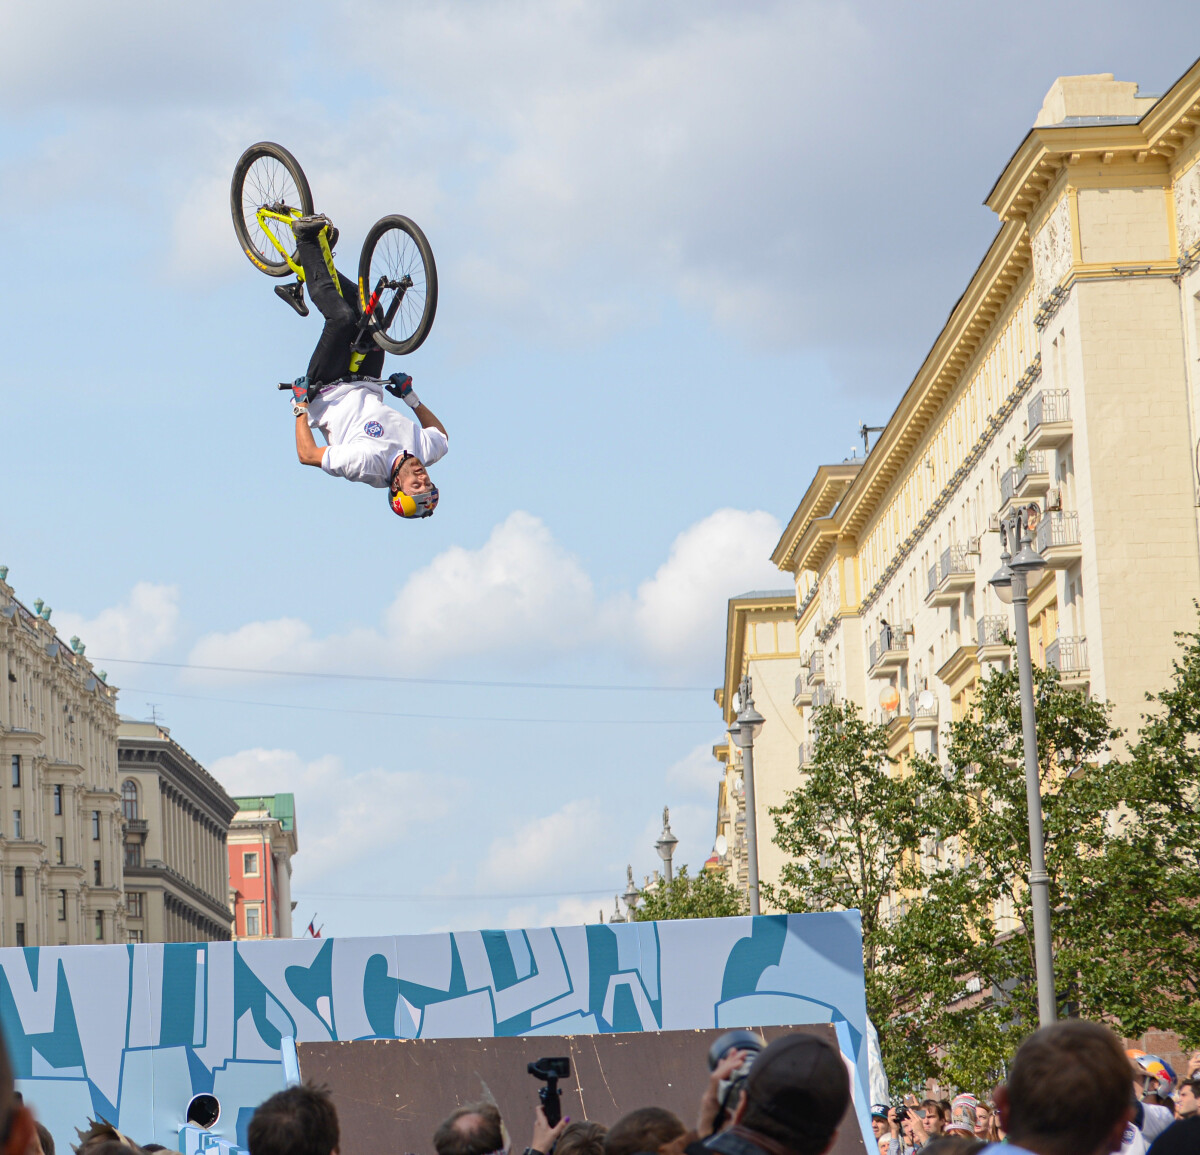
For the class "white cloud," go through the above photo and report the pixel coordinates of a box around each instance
[633,508,784,671]
[187,507,781,679]
[209,747,452,881]
[54,582,180,661]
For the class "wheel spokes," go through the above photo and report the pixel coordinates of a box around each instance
[241,156,301,265]
[371,227,427,343]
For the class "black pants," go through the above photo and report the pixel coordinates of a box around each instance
[297,235,385,387]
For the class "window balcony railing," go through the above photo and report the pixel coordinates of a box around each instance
[1047,635,1088,677]
[926,544,975,606]
[793,672,812,708]
[812,683,839,710]
[909,689,939,730]
[806,649,825,686]
[1000,466,1020,507]
[797,741,814,767]
[977,615,1008,649]
[868,628,909,672]
[1016,450,1050,493]
[1034,510,1081,567]
[1027,390,1072,449]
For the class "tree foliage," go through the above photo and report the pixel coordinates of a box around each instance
[632,864,747,921]
[765,615,1200,1095]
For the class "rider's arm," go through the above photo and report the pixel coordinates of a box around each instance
[411,401,446,438]
[294,408,327,467]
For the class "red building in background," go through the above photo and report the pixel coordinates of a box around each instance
[228,793,297,939]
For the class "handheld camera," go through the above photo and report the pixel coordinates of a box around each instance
[706,1029,766,1133]
[528,1057,571,1127]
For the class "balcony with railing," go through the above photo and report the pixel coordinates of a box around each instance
[797,741,814,768]
[793,671,812,709]
[812,682,839,710]
[976,614,1010,663]
[1015,450,1051,498]
[1027,389,1072,450]
[868,626,909,676]
[806,649,825,686]
[1046,635,1089,687]
[908,688,939,731]
[926,544,975,607]
[1035,510,1082,568]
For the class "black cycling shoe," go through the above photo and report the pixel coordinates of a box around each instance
[292,213,332,242]
[274,282,309,317]
[328,226,339,250]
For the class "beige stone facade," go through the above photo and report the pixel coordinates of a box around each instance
[717,65,1200,908]
[0,573,124,945]
[712,591,802,895]
[118,721,238,942]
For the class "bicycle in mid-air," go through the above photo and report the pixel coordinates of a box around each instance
[230,141,438,356]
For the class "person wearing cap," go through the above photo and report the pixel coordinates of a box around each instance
[871,1107,891,1143]
[944,1097,978,1140]
[690,1032,849,1155]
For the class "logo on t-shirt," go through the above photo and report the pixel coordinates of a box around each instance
[364,420,384,437]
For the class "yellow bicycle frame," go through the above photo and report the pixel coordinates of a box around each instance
[256,208,365,371]
[254,208,339,291]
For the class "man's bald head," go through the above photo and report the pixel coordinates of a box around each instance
[433,1103,505,1155]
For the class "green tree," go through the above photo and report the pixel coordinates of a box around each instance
[763,701,962,1053]
[632,864,747,921]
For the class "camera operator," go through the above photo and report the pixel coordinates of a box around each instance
[686,1033,849,1155]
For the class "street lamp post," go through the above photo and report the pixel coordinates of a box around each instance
[730,674,766,916]
[655,807,678,882]
[990,506,1058,1027]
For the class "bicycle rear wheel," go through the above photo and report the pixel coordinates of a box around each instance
[231,142,314,278]
[358,215,438,355]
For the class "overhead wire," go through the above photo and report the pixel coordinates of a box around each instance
[91,656,709,693]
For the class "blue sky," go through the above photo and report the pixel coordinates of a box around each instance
[2,2,1199,936]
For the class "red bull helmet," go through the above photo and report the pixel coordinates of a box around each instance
[389,452,439,519]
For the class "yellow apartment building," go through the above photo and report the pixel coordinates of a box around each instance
[716,62,1200,905]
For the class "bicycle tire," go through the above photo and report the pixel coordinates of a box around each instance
[230,142,314,278]
[358,215,438,355]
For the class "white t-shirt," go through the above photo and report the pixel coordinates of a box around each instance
[1120,1104,1175,1155]
[307,378,448,488]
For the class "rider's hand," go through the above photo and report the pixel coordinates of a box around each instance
[290,377,311,407]
[387,371,421,410]
[530,1105,568,1155]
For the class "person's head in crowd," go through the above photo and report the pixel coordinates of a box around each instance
[248,1084,339,1155]
[729,1033,849,1155]
[27,1123,52,1155]
[71,1122,147,1155]
[1143,1093,1174,1113]
[900,1112,918,1146]
[0,1037,33,1155]
[919,1138,985,1155]
[1176,1078,1200,1119]
[945,1096,977,1139]
[922,1101,947,1137]
[605,1108,686,1155]
[433,1103,505,1155]
[556,1121,606,1155]
[994,1021,1133,1155]
[973,1104,992,1139]
[871,1107,890,1140]
[877,1137,890,1155]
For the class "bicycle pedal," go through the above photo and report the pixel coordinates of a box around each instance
[274,282,309,317]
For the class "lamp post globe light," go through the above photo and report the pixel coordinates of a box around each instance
[730,674,765,916]
[989,504,1057,1027]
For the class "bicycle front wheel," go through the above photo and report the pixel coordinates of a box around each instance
[231,142,314,277]
[358,215,438,355]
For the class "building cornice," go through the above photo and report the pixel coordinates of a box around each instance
[771,464,860,571]
[118,732,238,825]
[125,859,233,925]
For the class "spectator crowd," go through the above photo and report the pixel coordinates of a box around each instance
[2,1021,1199,1155]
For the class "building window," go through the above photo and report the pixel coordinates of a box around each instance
[127,891,143,919]
[10,755,19,788]
[121,780,139,821]
[127,929,143,944]
[93,860,102,886]
[15,923,25,947]
[94,912,103,942]
[12,810,20,840]
[13,867,23,898]
[92,810,100,840]
[57,890,66,921]
[55,837,64,864]
[243,852,259,877]
[124,843,142,868]
[245,906,261,937]
[53,785,63,815]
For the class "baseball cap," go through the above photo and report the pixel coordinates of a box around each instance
[743,1033,850,1141]
[871,1106,890,1121]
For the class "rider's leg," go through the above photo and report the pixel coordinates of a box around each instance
[296,228,357,389]
[336,269,385,378]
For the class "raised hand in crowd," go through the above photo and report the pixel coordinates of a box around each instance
[696,1048,748,1137]
[531,1104,570,1155]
